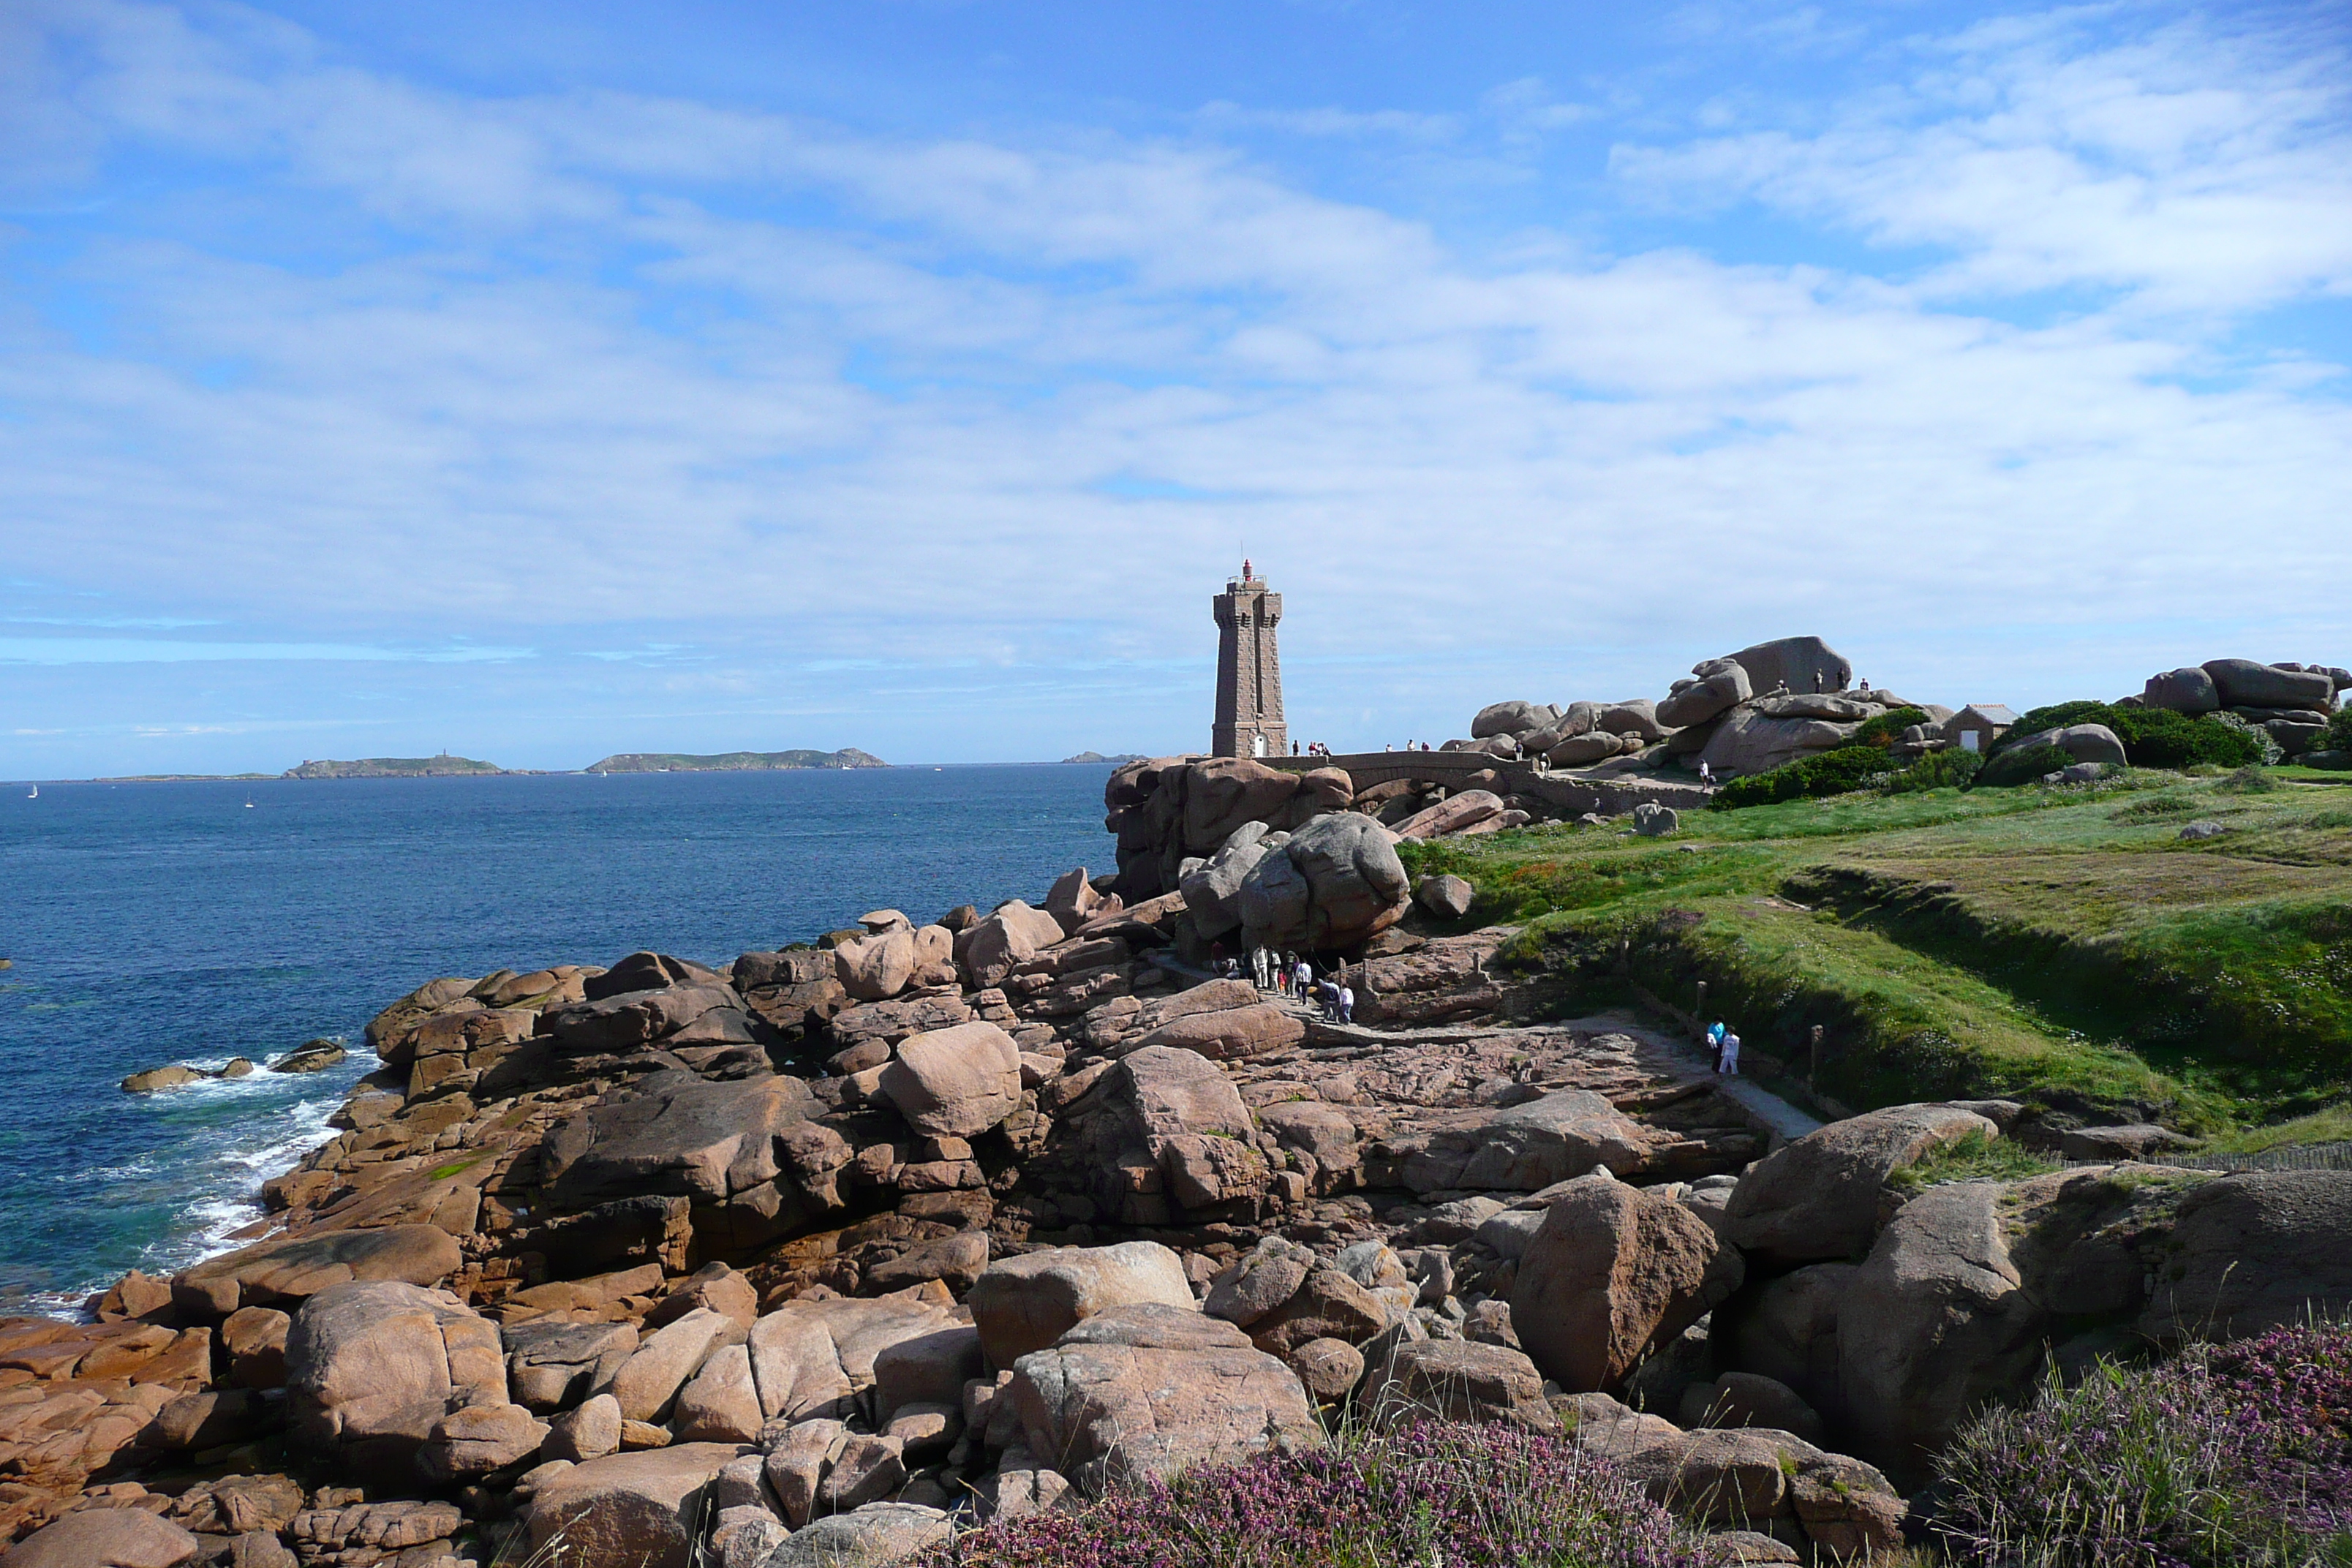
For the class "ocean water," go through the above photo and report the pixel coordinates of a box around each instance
[0,766,1112,1313]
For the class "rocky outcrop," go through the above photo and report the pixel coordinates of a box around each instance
[1838,1181,2046,1473]
[1512,1175,1742,1392]
[1723,637,1853,697]
[875,1022,1024,1139]
[524,1443,753,1568]
[957,902,1068,990]
[2201,657,2337,711]
[1,1509,201,1567]
[1382,1090,1668,1196]
[283,1281,511,1485]
[1006,1303,1322,1493]
[173,1226,462,1319]
[1721,1103,2001,1266]
[967,1242,1196,1368]
[2139,1171,2352,1343]
[540,1072,838,1251]
[54,845,2352,1568]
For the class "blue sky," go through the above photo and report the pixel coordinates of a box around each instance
[3,0,2348,775]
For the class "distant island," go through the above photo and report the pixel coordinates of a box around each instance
[97,773,278,783]
[585,748,888,773]
[284,755,509,779]
[1060,751,1147,764]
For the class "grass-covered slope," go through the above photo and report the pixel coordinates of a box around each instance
[1398,770,2352,1136]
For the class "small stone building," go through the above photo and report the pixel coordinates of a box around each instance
[1948,704,2018,754]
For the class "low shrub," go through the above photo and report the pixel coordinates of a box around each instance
[2210,711,2285,765]
[2114,707,2266,769]
[1849,706,1931,749]
[1715,746,1900,809]
[1935,1319,2352,1567]
[921,1420,1714,1568]
[2327,708,2352,751]
[1994,701,2262,771]
[2217,766,2280,795]
[1884,748,1983,793]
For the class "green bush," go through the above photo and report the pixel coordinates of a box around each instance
[2114,706,2264,769]
[1848,706,1929,749]
[2210,711,2284,765]
[1714,745,1901,809]
[1977,742,2077,788]
[1991,700,2262,771]
[2008,699,2120,736]
[2326,707,2352,750]
[1885,748,1983,792]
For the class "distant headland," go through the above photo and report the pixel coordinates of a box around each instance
[283,754,513,779]
[585,748,887,773]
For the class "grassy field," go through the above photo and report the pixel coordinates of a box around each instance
[1397,769,2352,1138]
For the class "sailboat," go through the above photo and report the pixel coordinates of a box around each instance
[244,796,255,809]
[24,785,34,799]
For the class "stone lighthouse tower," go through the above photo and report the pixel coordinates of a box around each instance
[1212,559,1287,758]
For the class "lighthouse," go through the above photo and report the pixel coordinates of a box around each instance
[1211,560,1287,758]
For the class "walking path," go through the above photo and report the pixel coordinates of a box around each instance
[1153,952,1825,1144]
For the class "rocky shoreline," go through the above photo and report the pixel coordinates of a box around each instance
[9,650,2351,1568]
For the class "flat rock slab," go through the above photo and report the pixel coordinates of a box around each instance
[1,1508,202,1567]
[540,1074,815,1210]
[173,1225,463,1318]
[525,1442,754,1568]
[1009,1302,1322,1493]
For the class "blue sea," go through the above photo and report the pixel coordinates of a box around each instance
[0,766,1112,1314]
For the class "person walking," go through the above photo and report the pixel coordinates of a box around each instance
[1294,955,1313,998]
[1338,979,1354,1025]
[1718,1028,1742,1075]
[1707,1021,1726,1073]
[1698,761,1714,786]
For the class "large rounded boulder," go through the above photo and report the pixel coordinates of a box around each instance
[2202,657,2336,710]
[1724,636,1852,696]
[2143,666,2220,714]
[1237,812,1411,949]
[1722,1104,2000,1267]
[875,1022,1023,1139]
[955,902,1067,989]
[1511,1174,1743,1392]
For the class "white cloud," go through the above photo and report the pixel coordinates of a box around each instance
[0,0,2347,774]
[1610,10,2352,313]
[1193,102,1460,141]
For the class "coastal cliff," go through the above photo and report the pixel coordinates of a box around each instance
[7,639,2348,1567]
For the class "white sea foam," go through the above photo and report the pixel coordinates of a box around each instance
[49,1079,362,1313]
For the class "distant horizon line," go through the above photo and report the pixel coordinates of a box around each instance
[4,757,1168,785]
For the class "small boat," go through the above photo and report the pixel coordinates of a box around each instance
[24,785,34,799]
[244,796,255,809]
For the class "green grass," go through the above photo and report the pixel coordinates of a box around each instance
[1888,1128,2062,1194]
[2198,1104,2352,1155]
[1398,769,2352,1137]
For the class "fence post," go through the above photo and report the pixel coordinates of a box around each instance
[1809,1024,1824,1084]
[1694,981,1707,1025]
